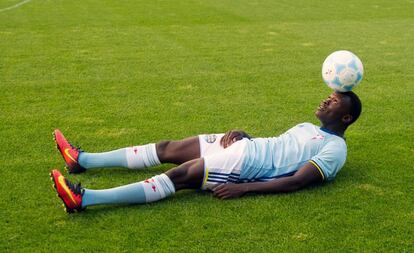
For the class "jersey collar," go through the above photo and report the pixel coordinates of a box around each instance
[320,127,345,140]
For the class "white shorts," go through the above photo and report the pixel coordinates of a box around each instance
[198,134,248,190]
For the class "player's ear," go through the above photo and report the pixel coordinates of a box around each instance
[342,114,352,125]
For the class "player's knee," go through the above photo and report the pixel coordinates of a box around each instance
[166,165,191,190]
[166,159,204,190]
[166,165,187,180]
[156,140,171,162]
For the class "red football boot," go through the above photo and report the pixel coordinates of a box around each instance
[53,129,86,174]
[50,169,84,213]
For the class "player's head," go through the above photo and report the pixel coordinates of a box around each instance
[316,91,362,127]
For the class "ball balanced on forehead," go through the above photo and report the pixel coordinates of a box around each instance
[322,50,364,92]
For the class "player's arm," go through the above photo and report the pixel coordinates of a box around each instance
[213,162,323,199]
[220,130,252,148]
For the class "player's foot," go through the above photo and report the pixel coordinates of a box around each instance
[50,169,84,213]
[53,129,86,174]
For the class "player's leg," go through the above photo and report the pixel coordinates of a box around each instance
[78,137,200,169]
[54,129,201,173]
[50,159,205,212]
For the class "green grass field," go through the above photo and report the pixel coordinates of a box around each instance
[1,0,413,251]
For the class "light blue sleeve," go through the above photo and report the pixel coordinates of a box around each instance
[310,140,347,181]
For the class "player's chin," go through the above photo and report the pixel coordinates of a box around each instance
[315,109,322,117]
[315,110,326,121]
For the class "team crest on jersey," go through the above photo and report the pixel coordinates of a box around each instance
[204,134,217,143]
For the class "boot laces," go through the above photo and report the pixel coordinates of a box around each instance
[69,142,84,152]
[64,178,83,196]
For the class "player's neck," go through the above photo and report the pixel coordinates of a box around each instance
[320,124,346,137]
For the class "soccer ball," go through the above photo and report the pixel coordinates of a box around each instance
[322,50,364,92]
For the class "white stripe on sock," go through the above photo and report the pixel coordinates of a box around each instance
[148,143,161,166]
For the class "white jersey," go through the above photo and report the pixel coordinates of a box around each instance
[240,122,347,182]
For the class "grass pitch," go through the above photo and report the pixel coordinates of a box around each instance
[1,0,413,252]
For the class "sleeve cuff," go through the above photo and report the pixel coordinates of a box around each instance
[309,160,326,181]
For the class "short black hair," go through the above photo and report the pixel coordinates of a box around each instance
[341,91,362,125]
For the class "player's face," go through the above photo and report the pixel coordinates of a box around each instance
[315,92,352,125]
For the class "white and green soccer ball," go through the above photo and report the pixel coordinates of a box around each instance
[322,50,364,92]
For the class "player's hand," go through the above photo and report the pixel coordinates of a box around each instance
[213,183,246,199]
[220,130,251,148]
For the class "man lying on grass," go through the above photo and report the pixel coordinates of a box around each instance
[50,91,361,213]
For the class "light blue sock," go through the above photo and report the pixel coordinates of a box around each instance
[81,174,175,208]
[78,144,161,170]
[78,148,128,169]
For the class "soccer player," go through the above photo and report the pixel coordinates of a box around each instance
[50,91,361,213]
